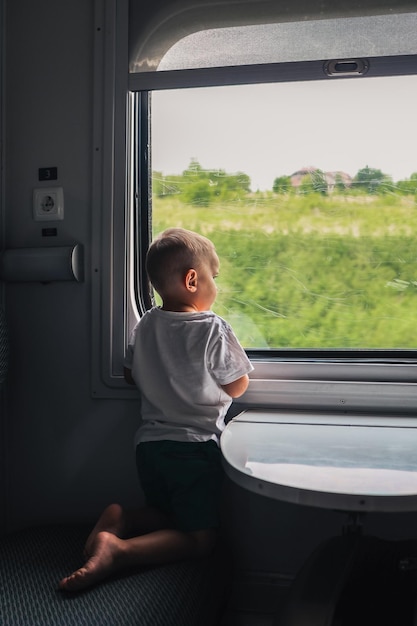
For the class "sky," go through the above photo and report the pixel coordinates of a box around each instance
[151,75,417,191]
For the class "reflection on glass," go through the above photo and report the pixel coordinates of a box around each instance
[151,76,417,350]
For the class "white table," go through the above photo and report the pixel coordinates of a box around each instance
[221,410,417,625]
[221,410,417,513]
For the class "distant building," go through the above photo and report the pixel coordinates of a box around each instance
[290,167,318,188]
[290,167,352,192]
[324,170,353,192]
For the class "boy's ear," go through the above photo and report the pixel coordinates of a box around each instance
[185,268,198,292]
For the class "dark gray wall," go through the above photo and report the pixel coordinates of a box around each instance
[3,0,142,531]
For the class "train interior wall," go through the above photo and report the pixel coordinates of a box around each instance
[1,1,417,619]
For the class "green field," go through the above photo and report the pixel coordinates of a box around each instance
[152,192,417,350]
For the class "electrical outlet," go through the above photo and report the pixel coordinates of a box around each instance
[33,187,64,221]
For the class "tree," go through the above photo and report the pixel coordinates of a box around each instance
[182,179,212,206]
[182,158,205,177]
[153,159,252,206]
[396,173,417,195]
[353,166,391,194]
[273,175,292,194]
[180,159,251,205]
[219,171,251,194]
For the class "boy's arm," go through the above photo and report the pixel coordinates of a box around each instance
[221,374,249,398]
[124,367,136,386]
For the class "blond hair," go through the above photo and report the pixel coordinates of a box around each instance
[146,228,216,294]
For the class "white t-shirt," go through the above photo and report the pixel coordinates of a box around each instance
[124,307,253,445]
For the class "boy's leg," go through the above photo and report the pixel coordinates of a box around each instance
[60,441,222,592]
[59,526,216,592]
[83,503,124,557]
[84,503,174,557]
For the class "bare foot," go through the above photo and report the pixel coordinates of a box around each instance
[59,531,124,592]
[84,503,126,557]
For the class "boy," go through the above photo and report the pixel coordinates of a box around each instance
[60,228,253,591]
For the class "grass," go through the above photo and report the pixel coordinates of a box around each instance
[152,192,417,350]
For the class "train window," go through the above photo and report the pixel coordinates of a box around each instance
[128,11,417,358]
[147,75,417,353]
[127,65,417,411]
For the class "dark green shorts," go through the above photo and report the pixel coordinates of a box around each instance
[136,440,224,532]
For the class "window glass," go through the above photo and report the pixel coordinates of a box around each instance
[150,75,417,350]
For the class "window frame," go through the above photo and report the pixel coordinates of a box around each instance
[91,0,134,397]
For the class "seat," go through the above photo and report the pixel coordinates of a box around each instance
[0,524,231,626]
